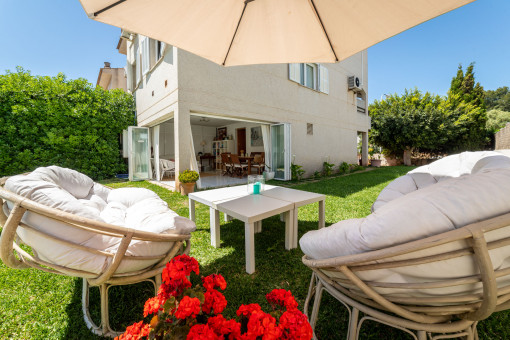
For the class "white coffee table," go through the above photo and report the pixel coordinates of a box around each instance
[261,186,325,248]
[216,195,294,274]
[188,185,325,274]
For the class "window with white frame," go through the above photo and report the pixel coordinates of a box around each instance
[149,39,166,68]
[288,63,329,94]
[156,40,165,61]
[135,43,141,85]
[141,36,150,75]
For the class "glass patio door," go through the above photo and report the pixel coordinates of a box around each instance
[270,123,291,180]
[128,126,151,181]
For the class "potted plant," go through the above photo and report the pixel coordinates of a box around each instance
[179,169,199,195]
[369,145,382,167]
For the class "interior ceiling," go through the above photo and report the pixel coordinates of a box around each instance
[190,115,253,127]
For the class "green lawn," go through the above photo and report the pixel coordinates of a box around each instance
[1,166,508,339]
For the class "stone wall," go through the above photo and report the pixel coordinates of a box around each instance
[496,123,510,150]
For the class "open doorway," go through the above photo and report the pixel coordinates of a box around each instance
[148,114,293,189]
[190,115,271,189]
[236,128,246,155]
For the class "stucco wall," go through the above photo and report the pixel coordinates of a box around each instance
[128,37,370,178]
[496,123,510,150]
[177,49,369,175]
[129,38,179,127]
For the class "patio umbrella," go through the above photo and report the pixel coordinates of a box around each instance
[79,0,475,66]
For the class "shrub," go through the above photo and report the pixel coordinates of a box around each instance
[322,161,334,177]
[178,169,199,183]
[313,171,321,179]
[349,164,364,172]
[0,68,135,179]
[338,162,350,174]
[290,163,305,181]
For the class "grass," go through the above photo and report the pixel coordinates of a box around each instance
[1,166,509,339]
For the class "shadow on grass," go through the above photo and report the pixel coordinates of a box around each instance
[62,278,156,339]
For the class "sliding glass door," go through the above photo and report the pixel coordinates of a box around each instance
[128,126,151,181]
[270,123,291,180]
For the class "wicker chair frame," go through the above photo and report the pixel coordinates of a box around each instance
[302,212,510,340]
[0,176,191,338]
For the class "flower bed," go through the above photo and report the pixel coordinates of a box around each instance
[116,255,312,340]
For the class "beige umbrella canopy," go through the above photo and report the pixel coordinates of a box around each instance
[79,0,475,66]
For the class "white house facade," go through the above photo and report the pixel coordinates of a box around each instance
[119,32,370,189]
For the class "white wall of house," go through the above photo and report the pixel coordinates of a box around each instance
[177,49,369,174]
[124,33,370,186]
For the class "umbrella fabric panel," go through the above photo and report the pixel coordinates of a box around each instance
[315,0,475,61]
[80,0,476,66]
[225,0,336,66]
[84,0,245,65]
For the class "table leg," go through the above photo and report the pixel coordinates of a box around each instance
[284,210,294,250]
[248,159,251,174]
[292,208,299,248]
[245,222,256,274]
[319,200,325,229]
[255,220,262,233]
[210,207,220,248]
[189,198,195,222]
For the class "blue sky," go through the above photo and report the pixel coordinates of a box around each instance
[0,0,508,103]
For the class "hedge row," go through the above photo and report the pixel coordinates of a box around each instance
[0,68,135,180]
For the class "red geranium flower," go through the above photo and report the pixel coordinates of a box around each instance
[187,324,221,340]
[162,255,199,285]
[143,295,166,317]
[279,310,313,340]
[245,310,282,339]
[175,296,201,319]
[202,274,227,291]
[207,315,242,339]
[266,289,298,311]
[202,289,227,315]
[236,303,262,318]
[115,321,150,340]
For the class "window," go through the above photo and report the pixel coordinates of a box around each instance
[135,43,141,85]
[156,41,166,61]
[288,63,328,94]
[141,36,150,75]
[357,92,367,114]
[307,123,313,135]
[304,64,317,89]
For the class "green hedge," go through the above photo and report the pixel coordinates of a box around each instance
[0,68,135,180]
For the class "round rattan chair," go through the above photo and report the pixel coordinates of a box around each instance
[302,212,510,340]
[0,176,191,338]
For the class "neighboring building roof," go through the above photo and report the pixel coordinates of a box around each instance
[96,62,127,91]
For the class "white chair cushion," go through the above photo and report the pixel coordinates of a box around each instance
[372,151,509,212]
[300,159,510,260]
[299,153,510,299]
[4,166,196,275]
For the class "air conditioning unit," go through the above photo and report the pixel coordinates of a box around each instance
[348,76,362,92]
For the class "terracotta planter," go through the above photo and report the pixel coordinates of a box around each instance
[180,182,196,196]
[371,159,382,167]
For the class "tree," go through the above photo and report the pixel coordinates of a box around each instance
[369,64,488,163]
[485,86,510,111]
[0,67,135,179]
[486,109,510,133]
[369,89,449,164]
[444,63,487,151]
[449,63,485,108]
